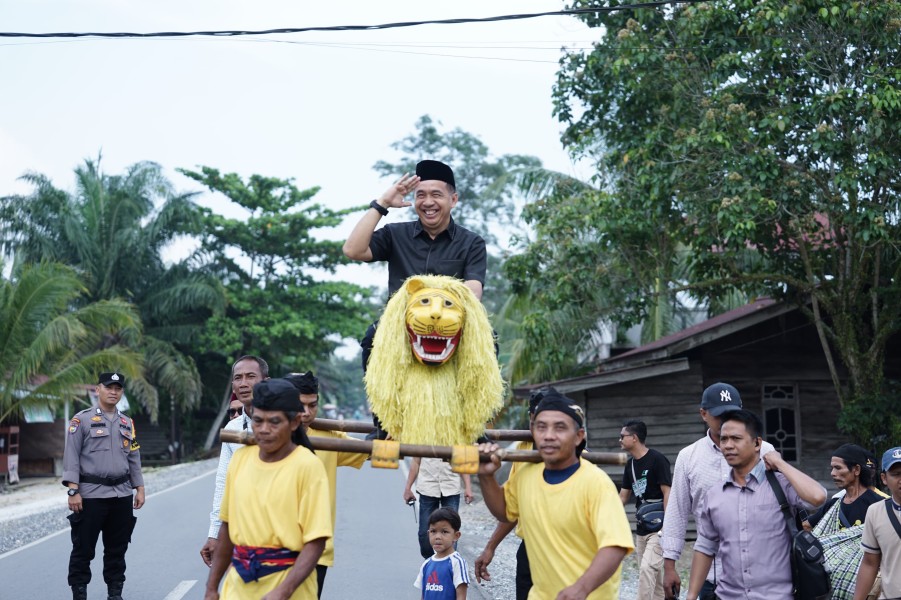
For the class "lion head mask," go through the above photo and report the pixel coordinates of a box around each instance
[405,278,464,365]
[365,275,504,446]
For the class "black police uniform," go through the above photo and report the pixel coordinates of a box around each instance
[62,399,143,594]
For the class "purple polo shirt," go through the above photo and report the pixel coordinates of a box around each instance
[694,460,818,600]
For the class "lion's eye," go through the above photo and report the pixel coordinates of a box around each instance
[420,298,430,305]
[443,300,454,308]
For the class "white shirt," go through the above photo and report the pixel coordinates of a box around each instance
[208,413,251,539]
[416,457,463,497]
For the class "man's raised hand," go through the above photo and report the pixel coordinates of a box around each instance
[378,173,419,209]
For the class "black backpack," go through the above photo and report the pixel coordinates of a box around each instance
[765,470,832,600]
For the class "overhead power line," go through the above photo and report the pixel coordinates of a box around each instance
[0,1,710,39]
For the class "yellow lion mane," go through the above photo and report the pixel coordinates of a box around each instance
[365,275,505,446]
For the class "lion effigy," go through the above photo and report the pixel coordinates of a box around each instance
[365,274,505,446]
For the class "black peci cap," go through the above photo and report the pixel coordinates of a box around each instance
[252,379,302,412]
[415,160,455,188]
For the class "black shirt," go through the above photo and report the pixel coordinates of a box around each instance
[622,448,673,534]
[807,488,883,529]
[368,218,487,297]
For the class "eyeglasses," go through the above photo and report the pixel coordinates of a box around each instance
[619,433,634,440]
[228,407,243,418]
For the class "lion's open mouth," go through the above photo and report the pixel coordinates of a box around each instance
[407,329,462,364]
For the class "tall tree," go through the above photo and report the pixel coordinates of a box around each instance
[178,167,377,448]
[0,261,143,421]
[500,168,712,384]
[0,158,225,420]
[547,0,901,445]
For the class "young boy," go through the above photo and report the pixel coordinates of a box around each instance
[853,446,901,600]
[414,507,469,599]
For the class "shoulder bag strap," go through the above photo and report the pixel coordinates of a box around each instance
[886,498,901,538]
[631,459,643,501]
[766,469,799,536]
[837,503,853,528]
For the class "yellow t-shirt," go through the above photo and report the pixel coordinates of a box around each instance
[505,458,634,600]
[509,441,533,538]
[307,428,368,566]
[220,445,333,599]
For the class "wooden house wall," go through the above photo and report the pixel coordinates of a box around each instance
[583,361,705,467]
[579,362,705,536]
[573,309,898,535]
[19,419,66,476]
[698,310,847,483]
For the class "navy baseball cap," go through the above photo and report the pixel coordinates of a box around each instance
[700,382,742,417]
[98,372,125,386]
[883,447,901,472]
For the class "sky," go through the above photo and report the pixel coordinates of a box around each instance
[0,1,598,289]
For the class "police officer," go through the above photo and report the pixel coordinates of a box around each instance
[63,372,145,600]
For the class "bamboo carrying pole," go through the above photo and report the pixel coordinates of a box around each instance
[219,429,628,466]
[309,417,532,442]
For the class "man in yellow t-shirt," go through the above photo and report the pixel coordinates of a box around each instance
[478,389,634,600]
[286,371,368,598]
[475,386,549,599]
[203,378,332,600]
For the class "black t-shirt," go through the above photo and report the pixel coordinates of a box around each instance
[368,218,487,296]
[807,488,883,528]
[622,448,672,534]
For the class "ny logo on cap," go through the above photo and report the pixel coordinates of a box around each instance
[720,389,732,402]
[893,449,901,459]
[111,374,120,381]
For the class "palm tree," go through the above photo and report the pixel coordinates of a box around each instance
[0,157,225,419]
[0,261,143,422]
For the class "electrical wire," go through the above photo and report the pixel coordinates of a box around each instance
[0,0,711,39]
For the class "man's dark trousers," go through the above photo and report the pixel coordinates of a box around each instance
[68,496,135,586]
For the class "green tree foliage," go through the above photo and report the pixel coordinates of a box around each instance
[181,167,376,364]
[0,261,143,421]
[373,115,543,314]
[544,0,901,444]
[501,172,620,383]
[180,167,377,448]
[502,168,723,383]
[0,158,225,419]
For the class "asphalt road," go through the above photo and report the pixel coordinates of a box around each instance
[0,462,423,599]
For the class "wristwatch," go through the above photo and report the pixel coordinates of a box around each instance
[67,488,79,497]
[369,199,388,216]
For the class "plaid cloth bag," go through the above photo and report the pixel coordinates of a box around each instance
[813,501,865,600]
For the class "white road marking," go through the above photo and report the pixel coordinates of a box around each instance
[163,580,197,599]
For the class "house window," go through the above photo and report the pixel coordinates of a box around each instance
[762,383,800,462]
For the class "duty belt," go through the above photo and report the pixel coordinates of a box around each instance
[80,473,130,486]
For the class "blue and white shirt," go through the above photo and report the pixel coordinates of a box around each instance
[413,551,469,599]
